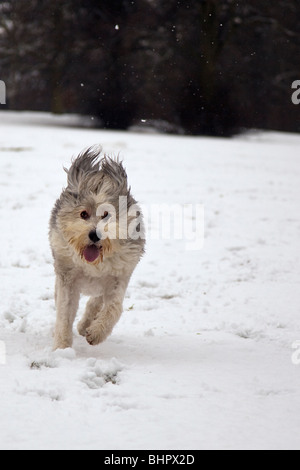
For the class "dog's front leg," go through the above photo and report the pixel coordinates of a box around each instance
[53,275,80,350]
[85,276,130,346]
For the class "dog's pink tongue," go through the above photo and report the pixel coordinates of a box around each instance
[83,245,100,263]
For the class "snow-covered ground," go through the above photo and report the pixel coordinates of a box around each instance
[0,111,300,450]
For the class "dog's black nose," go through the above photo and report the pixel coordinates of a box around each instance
[89,230,100,243]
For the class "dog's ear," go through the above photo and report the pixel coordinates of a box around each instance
[101,157,128,194]
[65,147,102,191]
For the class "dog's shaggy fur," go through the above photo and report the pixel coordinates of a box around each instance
[49,147,145,350]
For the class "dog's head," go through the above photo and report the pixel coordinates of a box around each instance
[50,147,144,265]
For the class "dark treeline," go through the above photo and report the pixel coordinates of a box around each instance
[0,0,299,136]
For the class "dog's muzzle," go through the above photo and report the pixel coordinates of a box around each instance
[89,230,101,243]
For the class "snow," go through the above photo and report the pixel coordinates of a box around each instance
[0,111,300,450]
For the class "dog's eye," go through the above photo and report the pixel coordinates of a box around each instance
[80,211,90,220]
[101,211,109,220]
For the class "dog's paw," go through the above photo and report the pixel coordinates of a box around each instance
[53,337,73,351]
[85,325,107,346]
[77,320,89,337]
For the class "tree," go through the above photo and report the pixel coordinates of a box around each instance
[0,0,299,135]
[0,0,87,112]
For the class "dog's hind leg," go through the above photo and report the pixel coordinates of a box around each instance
[85,300,123,346]
[84,275,131,346]
[77,296,104,337]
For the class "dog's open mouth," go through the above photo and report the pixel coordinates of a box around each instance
[83,245,102,263]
